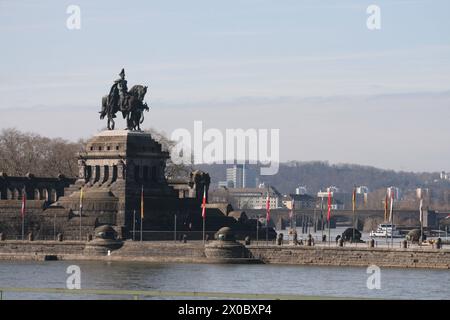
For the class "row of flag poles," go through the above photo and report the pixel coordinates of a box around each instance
[18,184,427,244]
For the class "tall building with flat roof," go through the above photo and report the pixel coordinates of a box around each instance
[226,164,257,188]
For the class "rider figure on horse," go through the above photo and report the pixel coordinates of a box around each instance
[100,68,149,131]
[109,68,128,113]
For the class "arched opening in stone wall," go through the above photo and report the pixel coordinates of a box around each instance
[103,165,109,183]
[86,166,92,180]
[94,165,100,183]
[112,165,118,182]
[34,189,40,200]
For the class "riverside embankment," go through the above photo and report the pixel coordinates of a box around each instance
[0,240,449,269]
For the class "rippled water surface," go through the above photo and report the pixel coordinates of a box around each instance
[0,260,448,300]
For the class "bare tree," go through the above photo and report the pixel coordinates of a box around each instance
[144,127,193,179]
[0,128,84,177]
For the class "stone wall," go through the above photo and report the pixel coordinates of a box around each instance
[112,241,207,262]
[246,245,450,269]
[0,240,448,269]
[0,240,85,260]
[0,174,75,201]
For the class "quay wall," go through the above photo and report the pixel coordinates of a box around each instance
[0,240,449,269]
[0,240,85,261]
[246,245,450,269]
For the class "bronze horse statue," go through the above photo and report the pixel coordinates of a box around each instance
[100,84,149,130]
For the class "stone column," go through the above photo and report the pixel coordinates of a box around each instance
[117,160,125,180]
[102,165,110,183]
[111,165,118,183]
[78,159,87,182]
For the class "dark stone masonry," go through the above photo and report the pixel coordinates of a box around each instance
[0,130,273,241]
[0,239,448,269]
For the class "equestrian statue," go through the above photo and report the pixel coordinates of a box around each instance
[99,68,149,130]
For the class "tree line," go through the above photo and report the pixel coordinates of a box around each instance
[0,128,85,178]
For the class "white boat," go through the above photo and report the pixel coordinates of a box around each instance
[369,223,402,238]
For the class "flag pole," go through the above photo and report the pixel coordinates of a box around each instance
[266,185,270,245]
[266,220,268,245]
[327,189,331,247]
[174,213,177,242]
[53,211,56,241]
[140,214,143,242]
[256,215,259,245]
[390,191,394,248]
[328,220,331,246]
[352,187,356,242]
[320,198,324,240]
[419,198,423,245]
[133,209,136,241]
[203,216,205,244]
[140,185,144,242]
[79,188,83,242]
[201,185,207,243]
[384,194,388,245]
[21,188,26,241]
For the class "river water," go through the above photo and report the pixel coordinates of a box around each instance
[0,260,448,300]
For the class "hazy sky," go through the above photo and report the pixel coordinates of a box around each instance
[0,0,449,172]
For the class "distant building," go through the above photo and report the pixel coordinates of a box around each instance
[283,193,316,209]
[227,186,282,209]
[317,186,364,210]
[225,164,257,188]
[295,186,308,195]
[440,171,449,180]
[218,180,234,188]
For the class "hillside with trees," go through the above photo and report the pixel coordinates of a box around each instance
[196,162,443,194]
[0,128,447,205]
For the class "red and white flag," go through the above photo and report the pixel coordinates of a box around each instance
[201,187,206,219]
[327,190,332,222]
[21,189,26,218]
[419,198,423,223]
[289,199,295,219]
[266,191,271,222]
[389,189,394,222]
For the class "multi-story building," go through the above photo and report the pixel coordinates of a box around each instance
[317,186,365,210]
[282,194,316,209]
[225,164,257,188]
[227,185,282,209]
